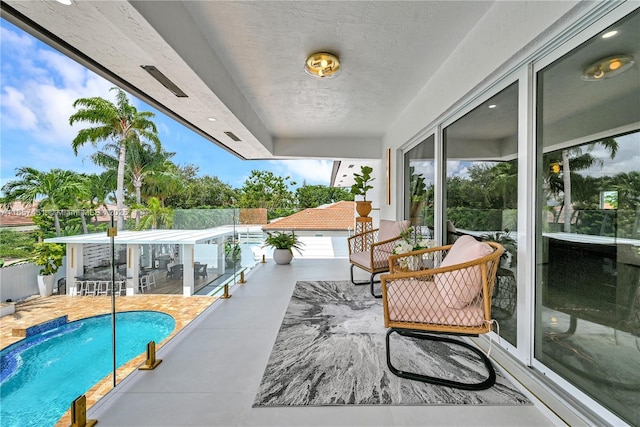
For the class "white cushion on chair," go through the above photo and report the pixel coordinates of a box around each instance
[350,251,388,270]
[377,220,410,253]
[435,235,493,309]
[378,220,409,242]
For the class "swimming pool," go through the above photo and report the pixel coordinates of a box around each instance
[0,311,175,427]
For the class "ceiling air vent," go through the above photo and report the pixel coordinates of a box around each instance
[224,131,241,142]
[141,65,188,97]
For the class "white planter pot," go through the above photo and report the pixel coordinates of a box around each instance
[273,249,293,265]
[37,274,55,297]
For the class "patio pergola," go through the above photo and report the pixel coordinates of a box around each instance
[46,228,235,296]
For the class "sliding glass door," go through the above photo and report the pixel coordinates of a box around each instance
[535,9,640,426]
[404,135,435,238]
[442,82,519,347]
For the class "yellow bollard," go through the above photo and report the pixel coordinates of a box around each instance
[69,394,97,427]
[221,283,232,299]
[239,271,246,284]
[138,341,162,370]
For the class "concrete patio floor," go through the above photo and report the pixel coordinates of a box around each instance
[81,258,568,427]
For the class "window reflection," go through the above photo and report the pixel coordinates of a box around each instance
[404,135,434,237]
[443,82,519,346]
[535,9,640,425]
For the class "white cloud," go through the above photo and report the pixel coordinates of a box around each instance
[1,86,37,129]
[409,160,435,186]
[1,37,114,150]
[272,159,333,185]
[578,133,640,178]
[38,49,88,90]
[0,26,33,50]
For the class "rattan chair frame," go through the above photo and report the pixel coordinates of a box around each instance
[380,241,503,390]
[348,227,405,298]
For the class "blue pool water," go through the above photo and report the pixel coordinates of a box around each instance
[0,311,175,427]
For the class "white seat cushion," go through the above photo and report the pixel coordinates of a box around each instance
[350,251,388,270]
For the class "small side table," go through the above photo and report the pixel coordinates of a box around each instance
[354,216,373,252]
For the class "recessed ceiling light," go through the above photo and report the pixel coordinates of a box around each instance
[602,30,618,39]
[208,117,216,122]
[56,0,72,4]
[488,104,497,109]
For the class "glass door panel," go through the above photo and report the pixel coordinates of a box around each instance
[443,82,519,346]
[535,9,640,425]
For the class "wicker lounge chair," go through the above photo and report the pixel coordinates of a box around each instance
[381,235,503,390]
[348,219,410,298]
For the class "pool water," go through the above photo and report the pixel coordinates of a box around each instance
[0,311,175,427]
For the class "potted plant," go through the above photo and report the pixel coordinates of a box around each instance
[31,242,65,297]
[350,165,375,217]
[224,240,242,269]
[409,167,427,223]
[263,231,304,265]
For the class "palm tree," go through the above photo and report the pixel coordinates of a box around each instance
[142,161,184,206]
[69,87,161,230]
[1,168,88,236]
[86,171,116,219]
[137,197,173,230]
[91,141,175,226]
[544,137,619,232]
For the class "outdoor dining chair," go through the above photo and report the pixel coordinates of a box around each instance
[348,219,410,298]
[381,235,503,390]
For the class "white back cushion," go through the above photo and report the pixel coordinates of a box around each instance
[378,220,410,242]
[435,235,493,308]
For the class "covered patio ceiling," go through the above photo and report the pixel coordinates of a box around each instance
[0,0,497,162]
[2,1,626,188]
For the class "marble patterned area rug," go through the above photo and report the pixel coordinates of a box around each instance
[253,280,531,407]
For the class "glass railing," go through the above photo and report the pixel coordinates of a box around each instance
[0,207,271,426]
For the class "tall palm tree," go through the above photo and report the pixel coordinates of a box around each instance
[1,168,88,236]
[69,87,161,230]
[91,141,175,226]
[544,137,619,232]
[559,138,618,232]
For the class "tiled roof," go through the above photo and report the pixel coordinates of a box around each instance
[0,201,119,227]
[262,201,355,231]
[0,201,36,227]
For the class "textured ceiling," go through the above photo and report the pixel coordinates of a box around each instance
[3,0,635,172]
[2,0,494,160]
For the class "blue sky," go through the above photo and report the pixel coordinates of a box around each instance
[0,20,334,195]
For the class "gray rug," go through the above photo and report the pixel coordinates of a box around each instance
[253,280,531,407]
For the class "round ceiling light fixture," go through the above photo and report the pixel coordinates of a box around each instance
[304,52,341,79]
[582,54,635,81]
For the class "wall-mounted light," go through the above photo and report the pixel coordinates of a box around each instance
[304,52,341,79]
[582,54,634,81]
